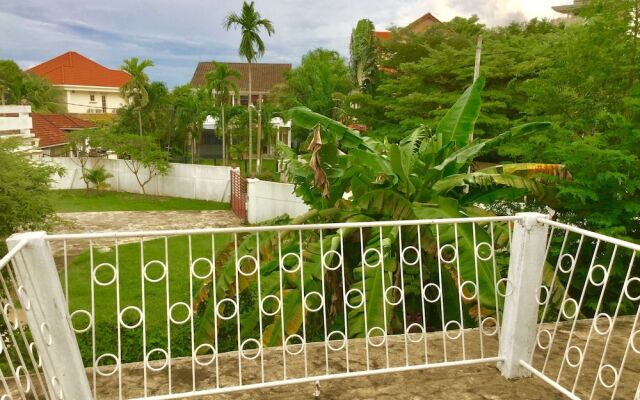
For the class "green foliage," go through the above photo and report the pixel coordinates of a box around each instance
[84,165,113,192]
[0,60,64,112]
[349,19,378,93]
[224,1,275,63]
[0,140,63,240]
[120,57,154,135]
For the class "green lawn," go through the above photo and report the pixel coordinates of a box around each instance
[51,190,230,213]
[199,158,279,178]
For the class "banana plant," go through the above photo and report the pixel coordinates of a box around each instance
[194,77,566,347]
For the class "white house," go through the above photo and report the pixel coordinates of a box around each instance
[28,51,130,115]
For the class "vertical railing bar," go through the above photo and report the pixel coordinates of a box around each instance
[255,232,265,383]
[63,240,69,313]
[233,233,243,386]
[115,239,123,400]
[0,368,15,400]
[338,229,350,373]
[140,239,148,397]
[298,229,309,378]
[539,228,568,325]
[397,226,410,367]
[277,231,287,380]
[359,227,371,371]
[211,234,220,389]
[319,229,330,376]
[416,225,429,365]
[570,244,618,394]
[435,224,448,362]
[589,251,637,400]
[453,223,466,360]
[471,223,484,359]
[90,240,97,399]
[187,235,196,392]
[164,236,172,394]
[378,226,391,369]
[541,232,585,374]
[554,239,602,383]
[489,222,501,345]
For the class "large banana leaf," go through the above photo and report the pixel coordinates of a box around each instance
[286,106,368,150]
[435,77,484,149]
[432,172,545,196]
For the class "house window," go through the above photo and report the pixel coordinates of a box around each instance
[89,94,95,102]
[102,96,107,113]
[240,95,248,106]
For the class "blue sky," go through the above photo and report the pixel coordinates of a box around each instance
[1,0,568,87]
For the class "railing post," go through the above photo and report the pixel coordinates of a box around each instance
[499,213,549,379]
[7,232,93,399]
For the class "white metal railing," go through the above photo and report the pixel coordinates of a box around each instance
[1,213,639,399]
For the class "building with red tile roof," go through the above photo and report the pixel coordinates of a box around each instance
[28,52,130,115]
[31,113,96,155]
[374,12,441,41]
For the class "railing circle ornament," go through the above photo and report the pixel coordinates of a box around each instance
[191,257,214,279]
[384,286,403,306]
[363,248,383,268]
[438,244,458,264]
[260,295,282,316]
[194,344,217,366]
[17,286,31,311]
[475,242,494,261]
[51,376,64,399]
[304,292,324,312]
[401,246,420,266]
[588,264,608,287]
[119,306,144,329]
[496,278,513,297]
[561,298,579,320]
[593,313,613,336]
[96,353,120,377]
[345,288,364,309]
[240,338,262,360]
[40,322,52,346]
[565,346,584,368]
[367,327,386,347]
[70,309,93,333]
[93,262,117,286]
[216,298,238,320]
[0,395,11,400]
[422,283,442,303]
[169,302,191,325]
[406,323,425,343]
[236,255,259,276]
[145,348,169,372]
[29,342,42,368]
[630,330,640,354]
[536,285,550,306]
[537,329,552,350]
[597,364,619,389]
[322,250,343,271]
[280,253,302,273]
[143,260,167,283]
[624,277,640,301]
[558,254,576,274]
[326,330,347,351]
[444,321,463,340]
[3,303,19,330]
[480,317,499,337]
[460,281,478,301]
[284,334,305,356]
[15,366,31,394]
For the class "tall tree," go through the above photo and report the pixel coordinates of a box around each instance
[205,62,241,165]
[0,60,23,105]
[224,1,274,174]
[349,19,378,93]
[21,73,65,113]
[173,85,212,164]
[120,57,154,136]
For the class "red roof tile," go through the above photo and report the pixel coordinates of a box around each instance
[190,62,291,92]
[32,113,96,148]
[374,31,393,41]
[28,52,131,88]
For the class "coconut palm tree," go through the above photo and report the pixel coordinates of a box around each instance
[120,57,154,136]
[205,62,241,165]
[224,1,274,174]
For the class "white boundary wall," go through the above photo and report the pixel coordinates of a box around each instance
[246,178,310,224]
[48,157,233,202]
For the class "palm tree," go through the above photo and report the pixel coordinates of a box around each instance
[120,57,154,136]
[20,74,65,113]
[205,62,241,165]
[224,1,274,174]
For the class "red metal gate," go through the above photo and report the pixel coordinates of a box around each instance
[230,169,247,222]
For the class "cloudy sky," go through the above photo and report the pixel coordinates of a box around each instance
[1,0,570,87]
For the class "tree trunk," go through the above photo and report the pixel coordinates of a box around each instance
[138,108,143,136]
[248,61,253,175]
[222,105,227,165]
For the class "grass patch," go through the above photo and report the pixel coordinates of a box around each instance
[51,190,230,213]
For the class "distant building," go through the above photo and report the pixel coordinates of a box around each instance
[190,62,291,105]
[552,0,587,16]
[31,113,96,156]
[374,12,441,41]
[28,51,130,115]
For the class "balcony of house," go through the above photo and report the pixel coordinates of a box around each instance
[1,214,639,399]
